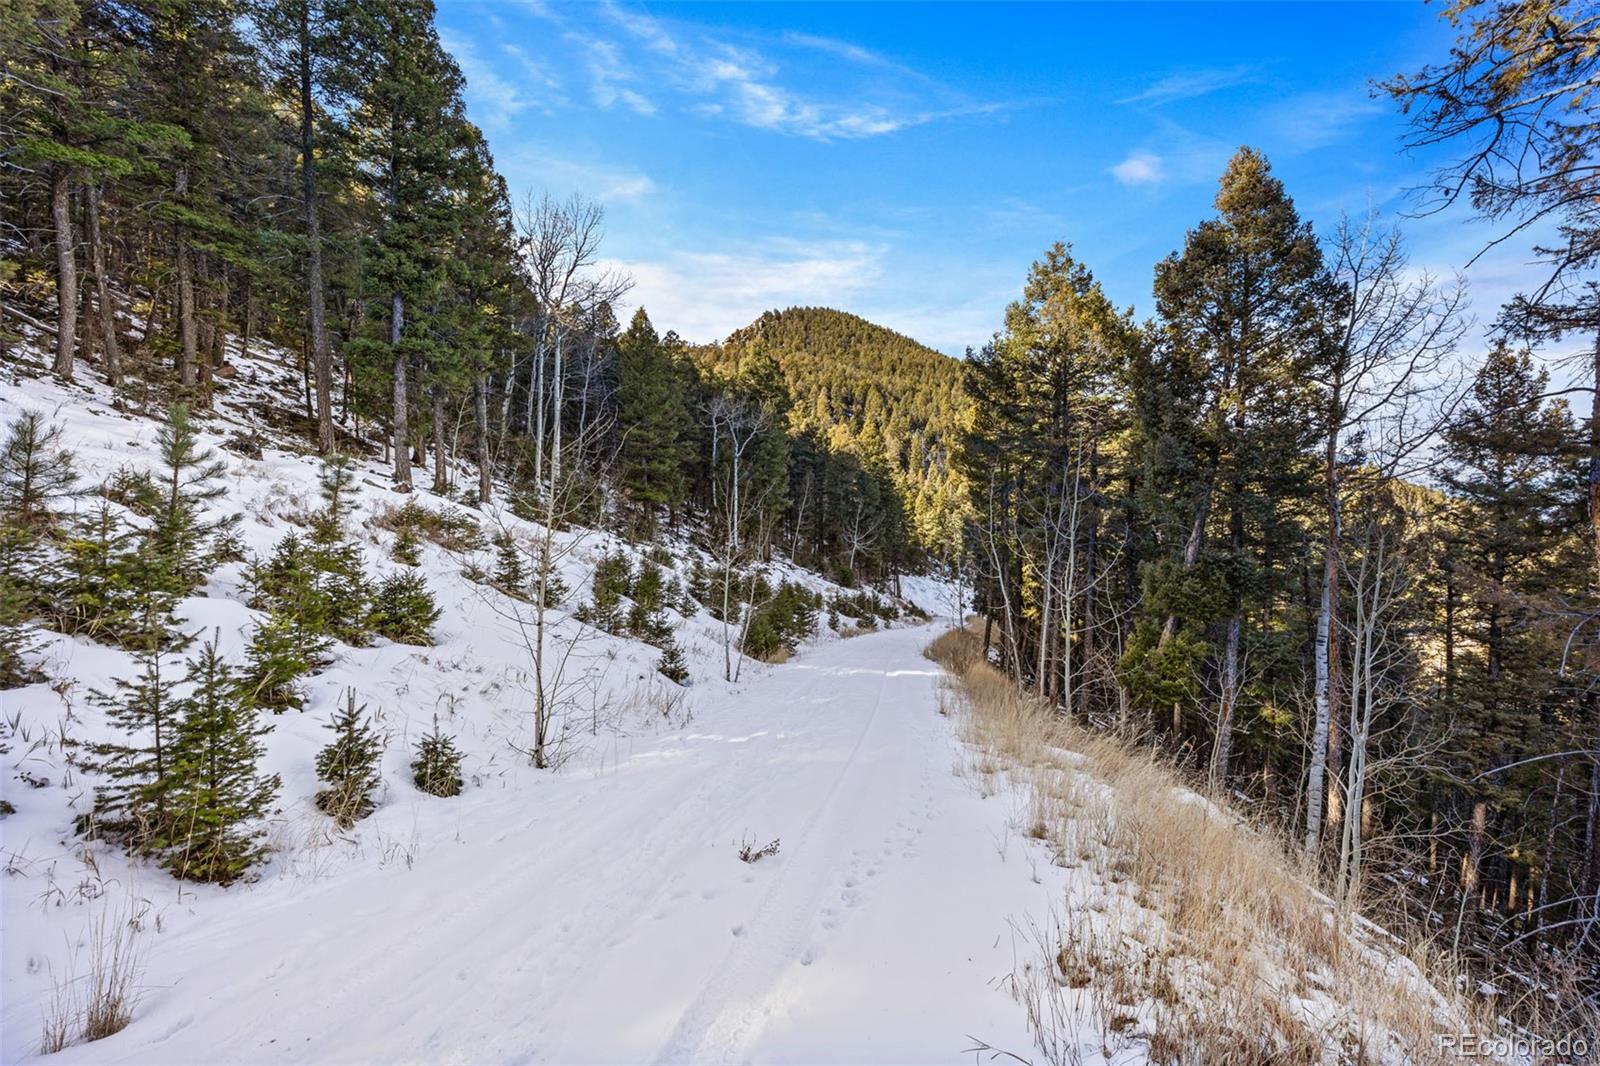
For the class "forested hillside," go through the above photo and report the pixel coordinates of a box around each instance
[707,308,970,558]
[959,140,1600,1020]
[5,0,1600,1057]
[0,0,931,591]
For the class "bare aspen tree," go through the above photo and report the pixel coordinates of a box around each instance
[1305,214,1466,854]
[707,388,774,682]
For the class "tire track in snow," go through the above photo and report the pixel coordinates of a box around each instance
[650,650,929,1064]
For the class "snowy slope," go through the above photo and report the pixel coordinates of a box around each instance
[1,343,1066,1064]
[12,625,1063,1065]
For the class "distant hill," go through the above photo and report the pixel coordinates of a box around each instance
[707,307,970,556]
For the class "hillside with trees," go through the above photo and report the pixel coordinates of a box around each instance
[708,308,971,560]
[960,143,1599,1020]
[3,0,1599,1059]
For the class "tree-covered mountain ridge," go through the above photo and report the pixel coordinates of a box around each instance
[701,306,972,558]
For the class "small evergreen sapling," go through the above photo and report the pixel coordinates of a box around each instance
[369,571,441,645]
[657,638,690,685]
[166,638,279,883]
[148,405,235,596]
[315,690,382,827]
[247,530,372,646]
[392,525,422,566]
[492,530,527,598]
[310,453,357,546]
[411,719,463,797]
[83,608,184,854]
[0,410,77,533]
[688,559,710,605]
[240,612,328,712]
[578,550,630,631]
[0,411,77,682]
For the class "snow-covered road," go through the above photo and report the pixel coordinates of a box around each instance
[36,624,1058,1065]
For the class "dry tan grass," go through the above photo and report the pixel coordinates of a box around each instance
[41,904,146,1054]
[925,627,1495,1066]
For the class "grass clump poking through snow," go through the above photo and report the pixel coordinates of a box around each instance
[924,627,1497,1066]
[373,499,485,553]
[737,835,780,864]
[41,905,146,1054]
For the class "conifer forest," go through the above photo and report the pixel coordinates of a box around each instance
[2,0,1598,1062]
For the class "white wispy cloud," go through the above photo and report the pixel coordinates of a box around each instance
[573,36,658,116]
[607,239,886,343]
[495,144,657,204]
[558,3,999,141]
[1119,66,1256,106]
[1259,87,1385,152]
[781,31,893,70]
[1111,152,1166,186]
[442,31,538,128]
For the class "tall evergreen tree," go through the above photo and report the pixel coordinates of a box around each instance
[616,308,690,530]
[1138,147,1335,780]
[341,0,468,491]
[1436,342,1583,916]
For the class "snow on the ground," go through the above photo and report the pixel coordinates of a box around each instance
[0,344,1071,1064]
[14,625,1064,1065]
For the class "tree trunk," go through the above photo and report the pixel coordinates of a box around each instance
[77,271,96,367]
[203,291,224,406]
[551,329,565,492]
[475,376,493,504]
[1212,615,1240,784]
[1212,485,1246,785]
[51,168,77,379]
[1463,799,1488,923]
[300,9,335,454]
[1588,328,1600,579]
[391,294,411,491]
[86,184,121,384]
[175,165,197,388]
[1307,452,1342,853]
[431,382,448,494]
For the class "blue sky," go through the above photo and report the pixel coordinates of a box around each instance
[435,0,1554,357]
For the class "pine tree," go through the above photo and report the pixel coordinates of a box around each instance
[492,530,526,597]
[166,638,279,883]
[340,0,470,491]
[0,543,38,688]
[0,411,77,533]
[51,503,144,643]
[369,571,440,644]
[84,605,185,853]
[411,718,462,797]
[315,690,382,827]
[580,550,630,631]
[616,309,691,530]
[0,411,77,678]
[310,452,358,545]
[1137,147,1334,780]
[537,568,567,609]
[247,530,372,646]
[1436,342,1583,915]
[148,405,233,595]
[392,525,422,566]
[240,612,328,712]
[657,638,690,685]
